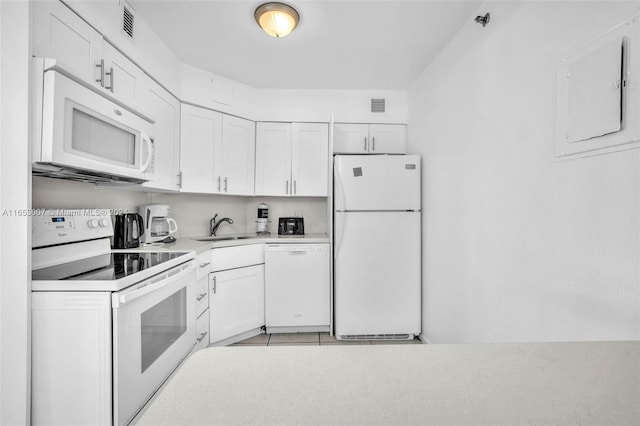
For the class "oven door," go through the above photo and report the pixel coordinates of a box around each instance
[39,70,153,181]
[112,261,196,426]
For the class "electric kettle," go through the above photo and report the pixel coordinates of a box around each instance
[113,213,144,249]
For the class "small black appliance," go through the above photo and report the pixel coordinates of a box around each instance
[113,213,144,249]
[278,217,304,235]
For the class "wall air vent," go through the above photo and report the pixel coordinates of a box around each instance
[122,5,135,39]
[370,98,386,113]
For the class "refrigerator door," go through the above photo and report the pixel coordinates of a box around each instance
[334,211,421,337]
[334,155,421,211]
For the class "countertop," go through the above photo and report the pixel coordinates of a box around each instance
[131,233,330,254]
[136,341,640,426]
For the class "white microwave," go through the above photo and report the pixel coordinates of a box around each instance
[33,60,154,184]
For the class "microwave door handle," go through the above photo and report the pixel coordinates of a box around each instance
[140,132,153,173]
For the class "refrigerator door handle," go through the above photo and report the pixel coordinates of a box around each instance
[333,160,347,212]
[334,213,345,258]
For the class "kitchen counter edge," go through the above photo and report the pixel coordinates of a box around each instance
[126,234,331,254]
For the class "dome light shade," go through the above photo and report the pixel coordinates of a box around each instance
[254,3,299,38]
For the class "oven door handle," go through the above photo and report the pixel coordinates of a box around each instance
[112,261,194,308]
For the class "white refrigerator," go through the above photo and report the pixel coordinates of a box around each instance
[334,155,421,340]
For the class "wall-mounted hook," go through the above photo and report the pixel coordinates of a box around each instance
[475,12,490,27]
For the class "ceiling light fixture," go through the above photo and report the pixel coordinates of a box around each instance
[254,2,299,38]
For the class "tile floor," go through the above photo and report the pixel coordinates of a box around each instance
[232,332,423,346]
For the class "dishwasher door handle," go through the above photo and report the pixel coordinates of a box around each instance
[288,251,308,255]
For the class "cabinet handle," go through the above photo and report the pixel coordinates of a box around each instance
[196,331,208,342]
[196,293,207,302]
[212,275,217,294]
[294,180,297,195]
[199,261,211,268]
[364,136,367,151]
[177,172,183,188]
[372,136,375,151]
[217,176,221,192]
[105,67,114,93]
[96,60,105,87]
[224,177,228,192]
[286,180,289,195]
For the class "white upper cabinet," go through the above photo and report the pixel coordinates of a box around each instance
[180,105,255,195]
[140,81,181,192]
[255,122,329,197]
[101,44,146,109]
[255,122,292,196]
[369,124,406,154]
[180,104,222,193]
[217,116,256,196]
[333,123,406,154]
[32,1,148,116]
[291,123,329,196]
[32,0,104,88]
[332,124,370,154]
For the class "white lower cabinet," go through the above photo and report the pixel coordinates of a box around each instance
[194,308,210,351]
[209,264,265,344]
[192,250,212,351]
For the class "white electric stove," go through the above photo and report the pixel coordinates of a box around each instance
[31,209,196,426]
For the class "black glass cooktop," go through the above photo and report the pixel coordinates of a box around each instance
[32,252,190,281]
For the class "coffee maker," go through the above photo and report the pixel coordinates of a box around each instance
[138,204,178,244]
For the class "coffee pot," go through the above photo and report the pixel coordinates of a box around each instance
[138,204,178,244]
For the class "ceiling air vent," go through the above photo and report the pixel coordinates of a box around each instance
[371,98,386,113]
[122,5,135,39]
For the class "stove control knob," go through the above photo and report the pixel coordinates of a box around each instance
[87,219,99,228]
[98,219,109,228]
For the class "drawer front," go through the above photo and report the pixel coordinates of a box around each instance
[195,308,210,350]
[211,244,265,271]
[195,275,209,317]
[195,250,213,280]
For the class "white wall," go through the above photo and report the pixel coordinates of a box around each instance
[0,1,31,423]
[408,1,640,343]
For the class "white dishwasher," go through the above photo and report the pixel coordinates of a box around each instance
[264,243,331,333]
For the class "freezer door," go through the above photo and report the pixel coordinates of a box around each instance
[334,155,421,211]
[334,211,421,336]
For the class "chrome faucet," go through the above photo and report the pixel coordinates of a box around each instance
[210,214,234,236]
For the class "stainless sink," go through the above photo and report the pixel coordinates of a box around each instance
[193,235,255,242]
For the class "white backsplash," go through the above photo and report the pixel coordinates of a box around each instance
[246,197,328,235]
[32,177,328,238]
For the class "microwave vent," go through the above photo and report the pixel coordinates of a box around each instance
[370,98,386,113]
[122,5,135,39]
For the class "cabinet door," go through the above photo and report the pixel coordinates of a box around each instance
[32,0,104,89]
[180,104,222,193]
[102,43,146,108]
[194,308,210,351]
[140,82,180,191]
[333,123,369,154]
[219,115,256,196]
[209,265,265,344]
[369,124,406,154]
[291,123,329,196]
[255,122,292,196]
